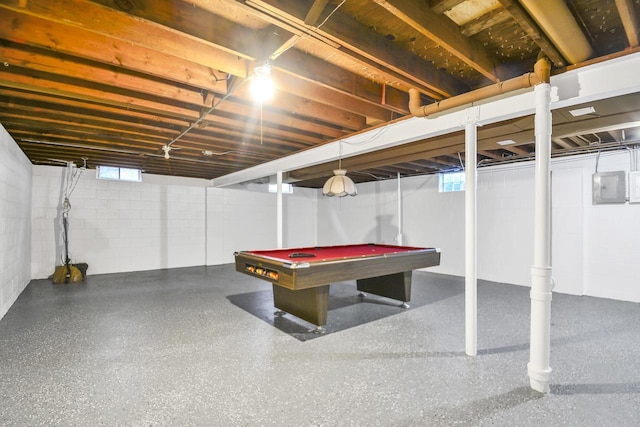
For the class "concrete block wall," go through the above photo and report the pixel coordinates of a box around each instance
[206,184,318,265]
[0,125,32,320]
[31,166,208,278]
[317,151,640,303]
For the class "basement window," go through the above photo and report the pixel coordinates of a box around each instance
[439,171,465,192]
[268,183,293,194]
[96,166,142,182]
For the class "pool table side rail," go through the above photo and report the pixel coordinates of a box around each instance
[234,248,441,291]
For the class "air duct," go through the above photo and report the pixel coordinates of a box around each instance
[520,0,593,64]
[409,56,551,118]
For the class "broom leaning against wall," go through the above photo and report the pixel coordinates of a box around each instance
[52,160,87,284]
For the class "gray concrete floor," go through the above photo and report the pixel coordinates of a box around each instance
[1,265,639,426]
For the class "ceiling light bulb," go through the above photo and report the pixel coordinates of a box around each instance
[251,63,274,103]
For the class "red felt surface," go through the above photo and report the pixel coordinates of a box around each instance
[248,244,427,262]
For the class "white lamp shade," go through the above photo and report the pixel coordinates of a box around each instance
[322,169,357,197]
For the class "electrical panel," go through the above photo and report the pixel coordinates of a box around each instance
[592,171,626,204]
[630,171,640,204]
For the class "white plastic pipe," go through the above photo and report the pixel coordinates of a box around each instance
[528,83,553,393]
[465,122,478,357]
[396,172,403,246]
[276,170,283,249]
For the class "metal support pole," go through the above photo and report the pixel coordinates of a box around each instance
[528,82,553,393]
[465,121,478,357]
[396,172,403,246]
[276,170,283,249]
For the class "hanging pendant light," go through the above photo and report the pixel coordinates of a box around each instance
[250,62,274,103]
[322,168,357,197]
[322,142,357,197]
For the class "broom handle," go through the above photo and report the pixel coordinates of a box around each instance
[63,216,70,268]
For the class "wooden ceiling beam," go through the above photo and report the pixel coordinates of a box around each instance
[90,0,404,122]
[303,0,330,26]
[11,128,279,167]
[8,0,249,75]
[274,49,409,114]
[0,43,218,107]
[0,87,191,128]
[0,66,346,142]
[478,150,502,160]
[0,11,366,134]
[552,137,573,149]
[501,145,531,156]
[8,106,317,157]
[497,0,567,67]
[0,110,174,146]
[372,0,501,82]
[233,84,367,132]
[0,4,247,89]
[245,0,467,98]
[1,105,299,159]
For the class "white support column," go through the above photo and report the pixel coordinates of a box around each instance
[276,170,283,249]
[528,82,553,393]
[396,172,403,246]
[464,120,478,357]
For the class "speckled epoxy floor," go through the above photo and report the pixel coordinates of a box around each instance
[1,265,639,426]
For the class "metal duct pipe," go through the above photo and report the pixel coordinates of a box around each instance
[520,0,593,64]
[409,56,551,118]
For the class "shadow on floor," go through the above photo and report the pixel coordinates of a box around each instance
[551,382,640,395]
[227,275,463,341]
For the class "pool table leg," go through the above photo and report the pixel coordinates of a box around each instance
[272,284,329,330]
[356,271,412,307]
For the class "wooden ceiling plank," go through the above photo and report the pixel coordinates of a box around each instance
[132,0,409,113]
[2,0,248,76]
[0,67,345,142]
[496,0,567,66]
[14,132,269,167]
[502,145,531,156]
[0,43,219,107]
[552,137,573,149]
[246,0,467,98]
[272,69,393,122]
[101,0,412,113]
[0,111,175,147]
[92,0,265,58]
[233,83,367,131]
[430,0,467,15]
[303,0,330,26]
[198,115,324,145]
[373,0,500,82]
[2,3,366,135]
[614,0,640,47]
[0,7,237,92]
[0,70,210,120]
[460,8,512,37]
[0,87,192,129]
[478,150,502,160]
[274,49,409,114]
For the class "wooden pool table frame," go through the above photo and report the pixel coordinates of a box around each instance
[234,245,441,331]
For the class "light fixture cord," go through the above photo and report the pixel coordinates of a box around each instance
[260,103,264,145]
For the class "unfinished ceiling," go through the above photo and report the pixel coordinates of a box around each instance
[1,0,639,187]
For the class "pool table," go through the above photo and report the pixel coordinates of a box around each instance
[234,244,441,332]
